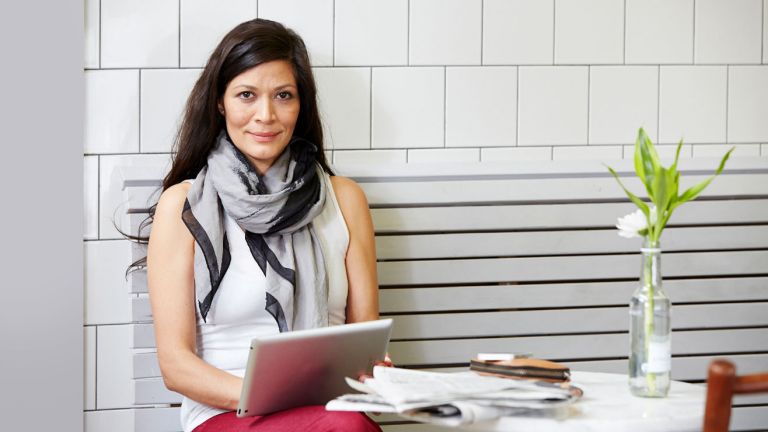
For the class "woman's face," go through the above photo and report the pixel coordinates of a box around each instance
[219,59,300,175]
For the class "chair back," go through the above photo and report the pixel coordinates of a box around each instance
[704,359,768,432]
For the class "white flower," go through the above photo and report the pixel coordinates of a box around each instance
[616,207,656,238]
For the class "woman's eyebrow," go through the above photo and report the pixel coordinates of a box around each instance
[232,83,297,91]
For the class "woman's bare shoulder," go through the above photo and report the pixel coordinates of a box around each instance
[329,175,368,212]
[155,182,192,217]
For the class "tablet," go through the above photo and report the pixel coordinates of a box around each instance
[236,318,393,417]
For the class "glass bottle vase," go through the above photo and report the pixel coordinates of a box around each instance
[628,240,671,397]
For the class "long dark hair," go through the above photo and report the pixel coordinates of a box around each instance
[126,19,332,272]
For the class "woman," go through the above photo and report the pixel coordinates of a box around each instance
[146,19,382,432]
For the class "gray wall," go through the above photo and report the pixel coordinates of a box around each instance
[0,0,83,431]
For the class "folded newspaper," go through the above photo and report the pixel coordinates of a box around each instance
[326,366,582,426]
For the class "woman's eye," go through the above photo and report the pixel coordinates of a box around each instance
[276,91,293,100]
[238,91,253,99]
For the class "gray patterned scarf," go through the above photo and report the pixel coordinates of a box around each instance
[182,131,328,331]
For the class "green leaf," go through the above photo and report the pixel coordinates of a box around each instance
[606,164,650,216]
[636,128,660,199]
[673,146,735,209]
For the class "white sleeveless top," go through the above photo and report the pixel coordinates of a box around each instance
[180,173,350,432]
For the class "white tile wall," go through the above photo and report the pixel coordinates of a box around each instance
[334,0,408,66]
[658,66,727,144]
[101,0,179,68]
[140,69,201,153]
[314,67,371,149]
[409,0,482,65]
[85,70,139,154]
[96,325,134,409]
[180,0,257,68]
[762,144,768,155]
[694,0,763,64]
[84,327,96,411]
[625,0,694,64]
[85,409,134,432]
[622,144,693,160]
[334,150,407,165]
[99,154,171,239]
[84,0,99,69]
[85,240,133,326]
[84,156,99,240]
[518,66,588,146]
[258,0,334,66]
[446,67,517,147]
[483,0,554,65]
[407,148,480,163]
[554,0,624,64]
[371,67,444,148]
[728,66,768,143]
[589,66,658,145]
[692,144,761,158]
[480,146,552,162]
[553,145,623,161]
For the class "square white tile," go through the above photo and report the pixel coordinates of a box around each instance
[101,0,179,68]
[180,0,257,68]
[518,66,588,146]
[409,0,482,65]
[84,156,99,240]
[99,154,171,239]
[554,0,624,64]
[483,0,554,65]
[481,146,552,162]
[728,66,768,142]
[553,145,623,161]
[694,0,762,64]
[314,67,371,149]
[85,240,133,326]
[408,148,480,163]
[84,0,99,68]
[625,0,694,64]
[258,0,334,66]
[140,69,202,153]
[371,67,444,148]
[333,149,407,165]
[446,67,517,147]
[622,144,692,160]
[84,326,96,411]
[659,66,727,144]
[85,409,134,432]
[85,70,139,154]
[334,0,408,66]
[96,324,133,409]
[693,143,760,158]
[589,66,658,145]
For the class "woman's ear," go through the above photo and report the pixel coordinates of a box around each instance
[217,103,224,115]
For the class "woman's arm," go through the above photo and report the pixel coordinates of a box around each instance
[330,176,380,323]
[146,183,242,410]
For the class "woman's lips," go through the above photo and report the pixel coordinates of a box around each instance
[248,131,280,143]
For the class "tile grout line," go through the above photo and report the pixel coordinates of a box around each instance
[98,0,102,68]
[762,0,765,64]
[692,0,696,63]
[725,66,729,145]
[94,325,98,410]
[138,71,142,153]
[515,66,520,148]
[97,155,101,239]
[443,66,447,148]
[178,0,181,68]
[369,67,373,150]
[480,0,484,65]
[622,0,627,64]
[586,66,591,145]
[552,0,556,64]
[656,65,661,144]
[407,0,411,66]
[332,0,336,66]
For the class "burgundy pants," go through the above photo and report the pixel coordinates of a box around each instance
[192,406,382,432]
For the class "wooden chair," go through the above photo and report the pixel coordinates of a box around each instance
[704,359,768,432]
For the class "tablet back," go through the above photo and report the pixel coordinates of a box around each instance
[236,319,392,417]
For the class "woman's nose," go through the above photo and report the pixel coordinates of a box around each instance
[252,99,275,123]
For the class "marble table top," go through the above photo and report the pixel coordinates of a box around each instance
[465,371,706,432]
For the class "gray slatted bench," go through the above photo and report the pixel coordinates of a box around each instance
[119,158,768,432]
